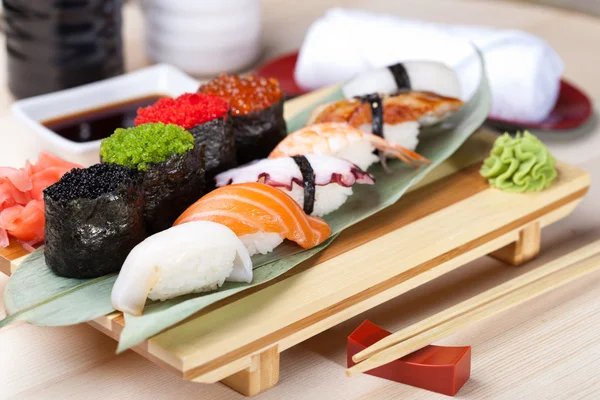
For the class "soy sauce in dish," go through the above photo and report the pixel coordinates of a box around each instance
[42,95,166,143]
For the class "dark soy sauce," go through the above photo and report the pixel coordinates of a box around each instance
[42,95,165,143]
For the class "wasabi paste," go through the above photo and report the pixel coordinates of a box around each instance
[480,131,557,192]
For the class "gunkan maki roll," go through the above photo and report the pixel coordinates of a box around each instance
[198,74,287,165]
[100,123,206,234]
[44,163,146,279]
[135,93,236,184]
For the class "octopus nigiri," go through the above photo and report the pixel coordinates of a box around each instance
[215,154,375,217]
[269,122,430,171]
[307,91,464,151]
[174,182,331,256]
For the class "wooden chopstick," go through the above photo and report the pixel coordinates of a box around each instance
[352,238,600,364]
[346,239,600,377]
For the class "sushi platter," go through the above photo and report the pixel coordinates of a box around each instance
[0,54,591,398]
[0,83,590,396]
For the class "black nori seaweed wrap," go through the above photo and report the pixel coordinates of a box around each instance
[232,97,287,164]
[291,155,316,215]
[188,114,236,186]
[43,163,146,279]
[140,144,206,234]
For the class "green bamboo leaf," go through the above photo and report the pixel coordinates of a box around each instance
[0,249,116,328]
[1,50,490,352]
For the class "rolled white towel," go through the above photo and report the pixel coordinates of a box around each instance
[295,8,564,123]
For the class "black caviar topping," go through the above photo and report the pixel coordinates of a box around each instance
[44,163,139,202]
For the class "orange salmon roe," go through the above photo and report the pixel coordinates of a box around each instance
[198,74,283,116]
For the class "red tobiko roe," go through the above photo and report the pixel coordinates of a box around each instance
[135,93,229,129]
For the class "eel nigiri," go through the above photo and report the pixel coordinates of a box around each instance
[269,122,430,171]
[174,182,331,256]
[215,154,375,217]
[111,221,252,316]
[307,91,464,151]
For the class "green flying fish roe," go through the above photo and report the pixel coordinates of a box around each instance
[480,131,557,193]
[100,123,195,171]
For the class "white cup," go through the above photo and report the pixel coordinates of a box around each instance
[140,0,262,76]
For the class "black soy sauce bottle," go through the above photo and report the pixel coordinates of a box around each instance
[3,0,124,99]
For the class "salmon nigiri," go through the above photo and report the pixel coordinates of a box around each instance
[174,182,331,256]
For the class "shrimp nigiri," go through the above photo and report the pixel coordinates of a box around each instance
[174,182,331,256]
[269,122,430,171]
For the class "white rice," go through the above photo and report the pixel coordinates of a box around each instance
[336,140,379,171]
[286,183,353,217]
[358,121,420,151]
[148,247,236,301]
[240,232,285,256]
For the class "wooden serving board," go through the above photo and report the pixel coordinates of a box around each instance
[0,89,591,397]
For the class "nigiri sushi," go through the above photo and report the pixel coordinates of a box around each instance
[269,122,430,171]
[111,221,252,316]
[340,61,461,100]
[174,182,331,256]
[307,91,464,151]
[215,155,375,217]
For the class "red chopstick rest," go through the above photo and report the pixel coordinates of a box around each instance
[347,320,471,396]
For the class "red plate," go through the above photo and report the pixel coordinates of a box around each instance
[256,52,307,99]
[487,79,592,130]
[256,51,593,130]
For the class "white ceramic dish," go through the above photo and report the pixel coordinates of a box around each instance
[140,0,262,76]
[11,64,199,166]
[142,0,258,14]
[146,42,260,76]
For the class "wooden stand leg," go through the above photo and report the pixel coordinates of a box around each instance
[221,346,280,396]
[490,222,541,266]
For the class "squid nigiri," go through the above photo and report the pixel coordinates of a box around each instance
[269,122,430,171]
[111,221,252,316]
[174,182,331,256]
[307,91,464,151]
[215,154,375,217]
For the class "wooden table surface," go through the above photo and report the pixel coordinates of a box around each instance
[1,1,600,399]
